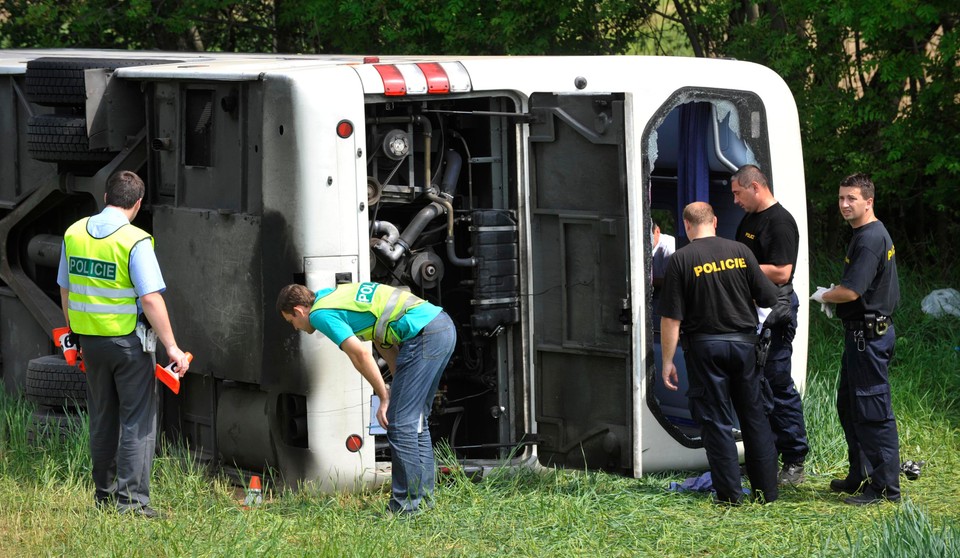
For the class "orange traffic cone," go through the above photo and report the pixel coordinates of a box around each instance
[52,327,78,366]
[156,352,193,394]
[243,475,263,508]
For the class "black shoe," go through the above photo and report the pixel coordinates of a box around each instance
[779,463,805,485]
[382,508,423,519]
[121,505,161,519]
[714,499,743,507]
[750,489,778,505]
[844,492,900,506]
[829,478,864,495]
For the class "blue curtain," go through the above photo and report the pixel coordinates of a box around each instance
[676,102,712,241]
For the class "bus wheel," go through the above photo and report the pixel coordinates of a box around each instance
[26,114,117,164]
[26,406,85,447]
[25,354,87,410]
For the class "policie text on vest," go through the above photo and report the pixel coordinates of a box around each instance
[693,257,748,278]
[69,257,117,281]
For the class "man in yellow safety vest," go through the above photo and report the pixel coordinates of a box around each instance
[58,170,190,518]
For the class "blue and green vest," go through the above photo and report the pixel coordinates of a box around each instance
[311,282,426,348]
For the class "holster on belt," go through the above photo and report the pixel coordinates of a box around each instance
[846,313,891,338]
[756,327,772,368]
[135,315,157,353]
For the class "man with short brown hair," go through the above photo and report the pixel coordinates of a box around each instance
[813,173,901,505]
[277,281,456,516]
[58,170,190,518]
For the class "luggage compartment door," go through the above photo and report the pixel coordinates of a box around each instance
[528,93,634,474]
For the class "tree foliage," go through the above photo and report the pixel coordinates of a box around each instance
[1,0,957,267]
[0,1,278,51]
[657,0,960,268]
[0,1,657,55]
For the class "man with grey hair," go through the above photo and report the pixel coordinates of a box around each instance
[731,164,808,485]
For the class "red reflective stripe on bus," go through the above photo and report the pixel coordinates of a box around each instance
[373,65,406,96]
[416,62,450,94]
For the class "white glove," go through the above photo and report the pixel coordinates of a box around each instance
[811,284,835,318]
[820,302,835,318]
[810,284,833,303]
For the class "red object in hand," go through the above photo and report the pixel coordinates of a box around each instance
[155,352,193,394]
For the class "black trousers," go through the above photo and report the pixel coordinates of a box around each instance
[80,333,157,511]
[838,324,900,499]
[763,292,809,464]
[685,337,779,503]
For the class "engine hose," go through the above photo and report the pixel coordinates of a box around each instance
[397,202,444,252]
[370,220,404,262]
[440,149,462,196]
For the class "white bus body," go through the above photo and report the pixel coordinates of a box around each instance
[0,50,808,489]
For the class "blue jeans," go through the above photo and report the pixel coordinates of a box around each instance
[386,311,456,513]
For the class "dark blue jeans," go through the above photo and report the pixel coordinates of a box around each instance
[386,312,456,513]
[763,292,809,464]
[685,338,778,504]
[838,324,900,500]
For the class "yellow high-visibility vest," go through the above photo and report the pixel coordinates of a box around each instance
[64,217,152,336]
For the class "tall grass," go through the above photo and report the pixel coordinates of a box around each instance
[1,260,958,557]
[826,499,960,558]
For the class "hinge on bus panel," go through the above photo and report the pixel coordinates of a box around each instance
[619,298,631,330]
[512,112,537,124]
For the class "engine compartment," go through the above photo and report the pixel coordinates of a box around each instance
[363,95,526,461]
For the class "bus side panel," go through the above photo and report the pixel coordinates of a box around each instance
[260,68,376,490]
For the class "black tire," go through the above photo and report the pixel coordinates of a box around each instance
[26,407,85,447]
[27,114,116,163]
[25,57,181,107]
[25,354,88,409]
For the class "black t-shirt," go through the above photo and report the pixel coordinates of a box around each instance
[735,202,799,284]
[658,236,778,334]
[837,220,900,319]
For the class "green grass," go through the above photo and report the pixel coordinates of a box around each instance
[2,262,959,557]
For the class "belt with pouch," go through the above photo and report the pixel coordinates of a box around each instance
[843,313,892,336]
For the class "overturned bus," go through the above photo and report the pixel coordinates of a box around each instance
[0,50,809,489]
